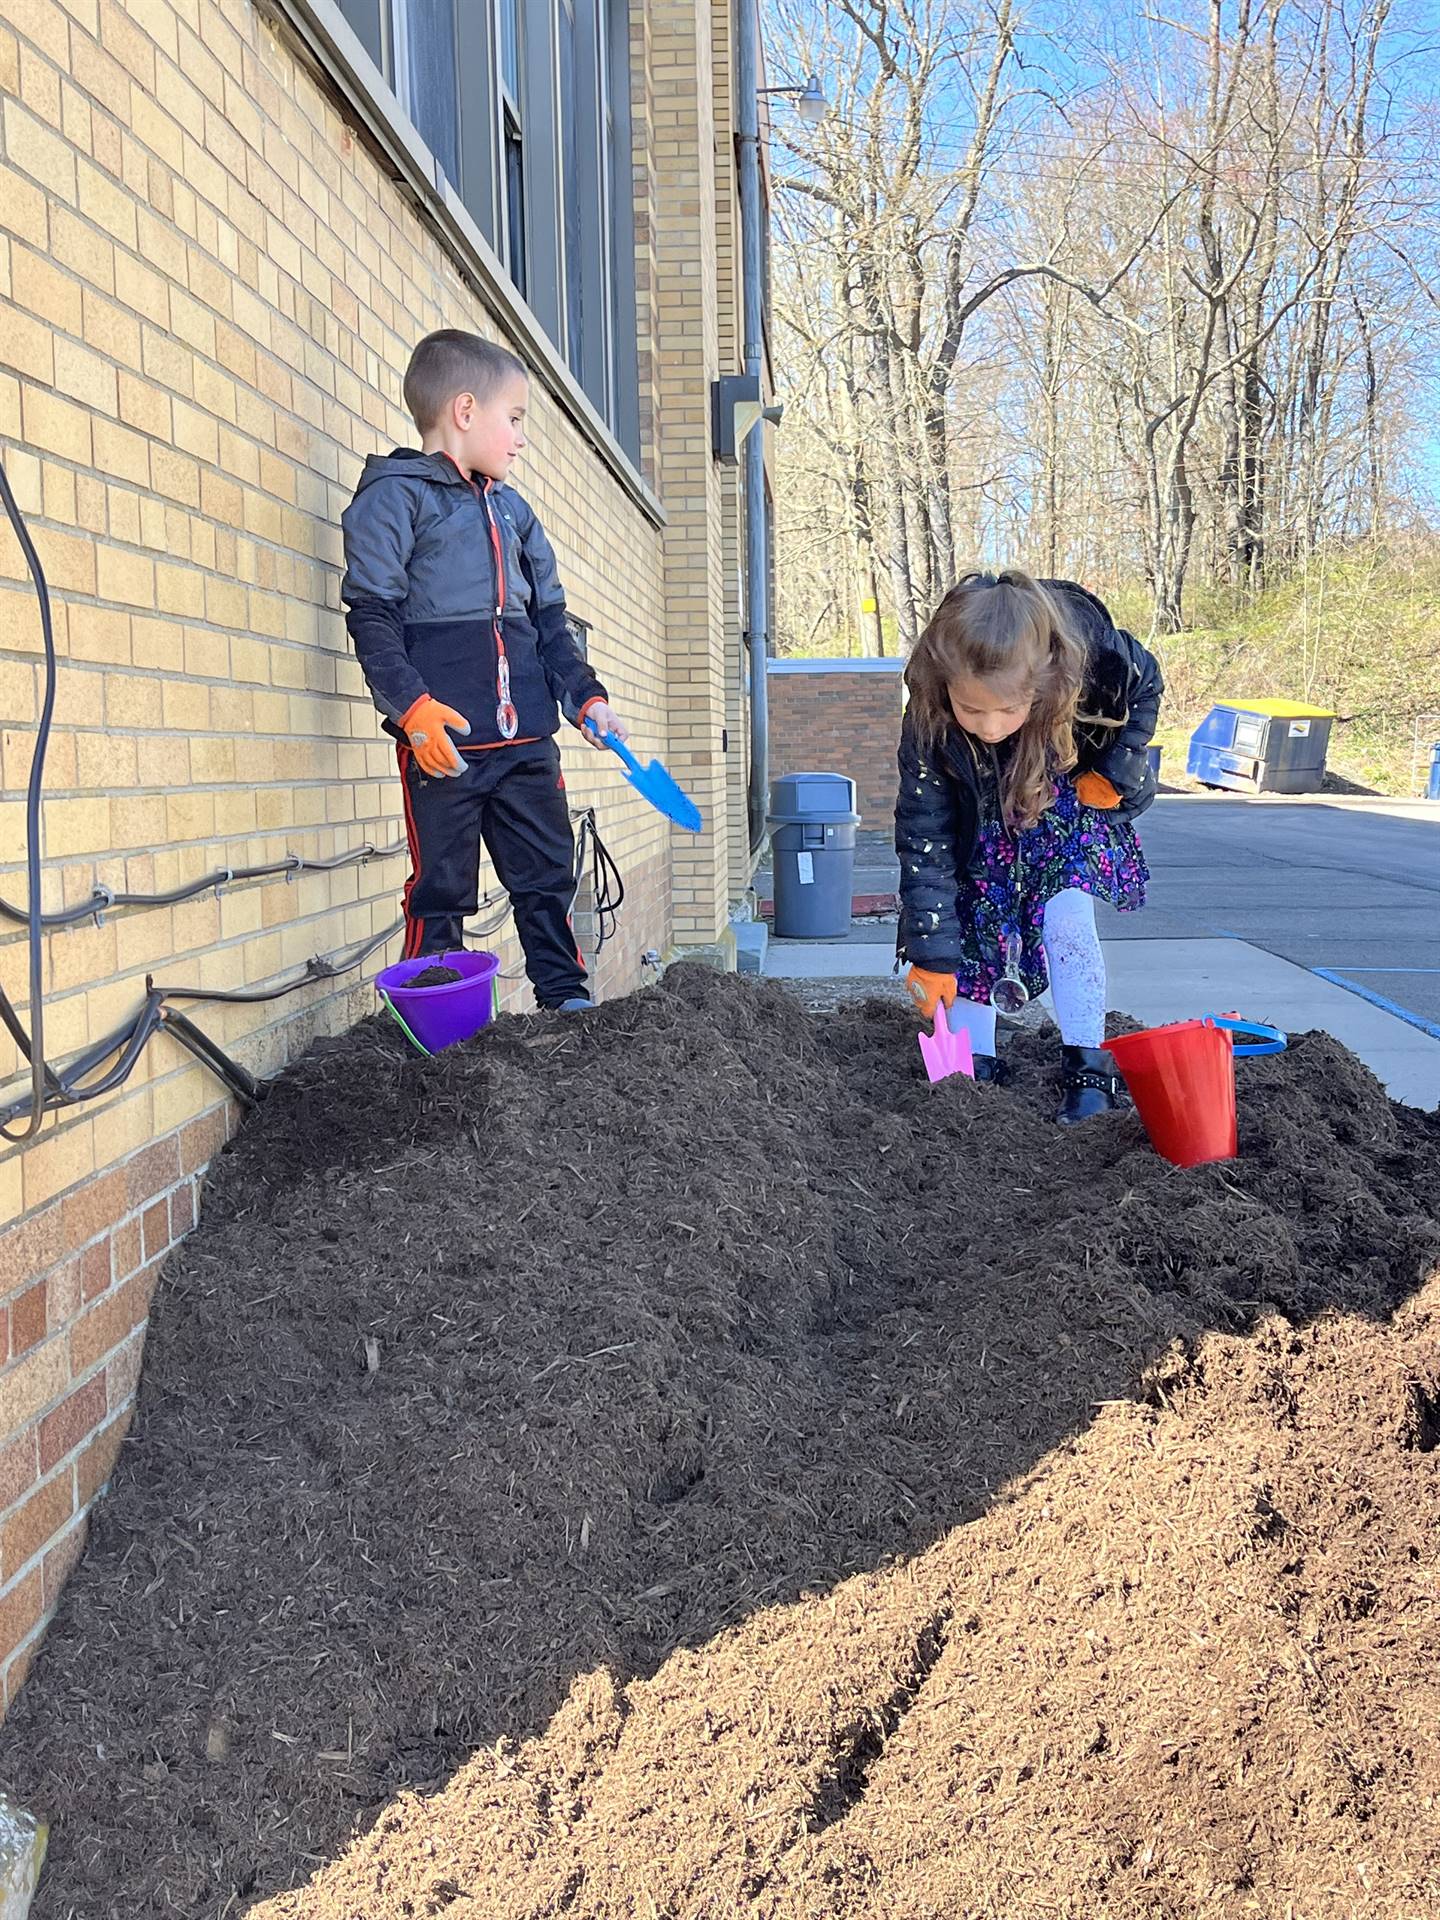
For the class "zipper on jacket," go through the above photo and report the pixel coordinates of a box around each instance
[442,454,520,741]
[480,478,520,739]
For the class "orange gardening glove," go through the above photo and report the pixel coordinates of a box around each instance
[1075,770,1121,810]
[906,966,958,1022]
[400,695,470,777]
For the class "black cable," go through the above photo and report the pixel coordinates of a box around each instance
[0,889,517,1127]
[0,843,524,1127]
[159,1009,261,1109]
[148,919,403,1004]
[572,808,625,953]
[0,444,414,1133]
[2,806,628,1127]
[591,823,624,951]
[53,994,168,1109]
[0,456,59,1144]
[1,442,631,1132]
[0,922,409,1129]
[42,998,161,1096]
[0,990,169,1135]
[0,838,408,931]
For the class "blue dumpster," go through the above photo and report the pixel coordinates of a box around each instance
[1187,699,1334,795]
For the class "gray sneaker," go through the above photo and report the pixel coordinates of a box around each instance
[553,996,595,1012]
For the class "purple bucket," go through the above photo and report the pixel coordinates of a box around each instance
[375,949,501,1054]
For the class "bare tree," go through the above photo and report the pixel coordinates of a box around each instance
[769,0,1440,649]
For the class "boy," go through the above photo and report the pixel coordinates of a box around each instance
[341,330,627,1009]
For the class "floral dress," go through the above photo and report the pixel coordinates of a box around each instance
[951,774,1149,1005]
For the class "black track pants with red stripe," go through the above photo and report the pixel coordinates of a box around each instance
[396,737,587,1006]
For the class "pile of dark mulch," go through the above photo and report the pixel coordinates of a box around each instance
[2,965,1437,1919]
[402,964,465,988]
[263,1273,1440,1920]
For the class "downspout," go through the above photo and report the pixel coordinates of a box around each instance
[736,0,770,854]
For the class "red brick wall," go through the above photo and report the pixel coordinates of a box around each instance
[0,1107,231,1713]
[766,664,904,829]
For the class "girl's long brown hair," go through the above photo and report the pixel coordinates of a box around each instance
[904,570,1086,828]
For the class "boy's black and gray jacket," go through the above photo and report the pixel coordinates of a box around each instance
[896,579,1163,971]
[340,448,607,748]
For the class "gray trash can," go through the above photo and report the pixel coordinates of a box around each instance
[767,772,860,938]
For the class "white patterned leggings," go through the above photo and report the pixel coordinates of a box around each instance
[944,889,1107,1054]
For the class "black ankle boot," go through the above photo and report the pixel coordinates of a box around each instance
[1057,1045,1122,1124]
[972,1053,1010,1086]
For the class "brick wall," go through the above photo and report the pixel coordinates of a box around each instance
[713,0,754,906]
[766,661,905,830]
[0,1103,227,1710]
[653,0,736,945]
[0,0,744,1716]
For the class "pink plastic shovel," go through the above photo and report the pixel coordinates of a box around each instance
[918,1004,975,1084]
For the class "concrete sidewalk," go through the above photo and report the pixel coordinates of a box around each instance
[1104,938,1440,1111]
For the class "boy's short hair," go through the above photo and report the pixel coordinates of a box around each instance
[403,330,527,431]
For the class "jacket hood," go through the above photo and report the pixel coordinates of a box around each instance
[352,448,475,493]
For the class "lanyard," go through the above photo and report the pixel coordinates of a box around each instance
[968,735,1030,1013]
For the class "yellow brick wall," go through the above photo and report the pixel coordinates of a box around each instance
[627,0,662,493]
[652,0,733,942]
[712,0,754,903]
[0,0,745,1714]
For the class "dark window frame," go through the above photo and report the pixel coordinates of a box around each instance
[390,0,461,190]
[317,0,646,479]
[603,0,639,459]
[497,0,528,296]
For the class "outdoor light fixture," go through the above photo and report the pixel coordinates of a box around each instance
[713,373,761,462]
[759,73,829,124]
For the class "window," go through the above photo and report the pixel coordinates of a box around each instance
[342,0,386,68]
[559,0,583,372]
[602,0,640,457]
[556,0,631,431]
[393,0,460,186]
[498,0,527,298]
[499,0,520,93]
[332,0,639,455]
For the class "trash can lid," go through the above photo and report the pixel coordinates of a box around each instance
[1217,698,1334,720]
[767,771,861,825]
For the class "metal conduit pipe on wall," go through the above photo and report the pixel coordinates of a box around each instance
[735,0,770,855]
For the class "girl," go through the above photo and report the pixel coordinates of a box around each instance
[896,571,1162,1123]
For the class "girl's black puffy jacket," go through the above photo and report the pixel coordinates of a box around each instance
[895,580,1163,971]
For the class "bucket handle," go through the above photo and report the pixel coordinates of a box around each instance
[379,987,434,1057]
[1204,1013,1287,1057]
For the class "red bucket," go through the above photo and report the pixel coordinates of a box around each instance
[1104,1018,1238,1168]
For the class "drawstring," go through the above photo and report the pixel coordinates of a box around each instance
[448,461,520,743]
[480,478,520,740]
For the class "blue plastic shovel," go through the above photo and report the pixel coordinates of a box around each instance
[586,725,703,833]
